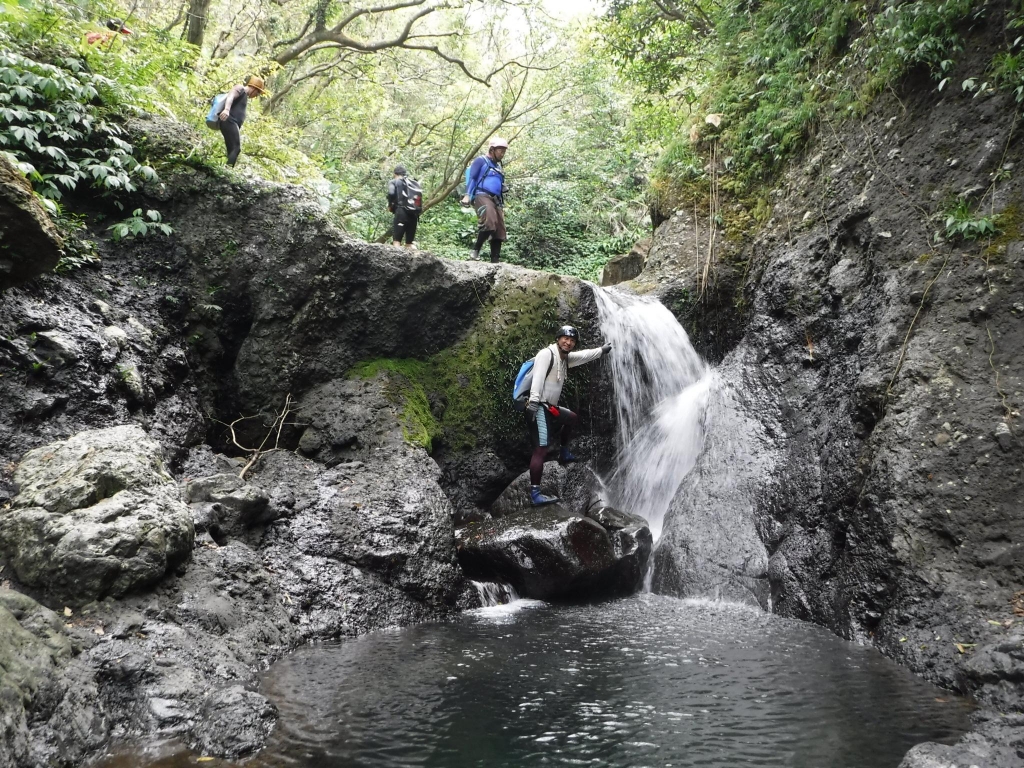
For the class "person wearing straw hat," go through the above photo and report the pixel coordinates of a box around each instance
[217,75,266,167]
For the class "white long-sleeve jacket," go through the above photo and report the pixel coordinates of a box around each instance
[528,343,604,407]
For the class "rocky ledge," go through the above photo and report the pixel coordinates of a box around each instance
[457,464,652,600]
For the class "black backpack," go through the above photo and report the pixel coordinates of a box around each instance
[400,178,423,213]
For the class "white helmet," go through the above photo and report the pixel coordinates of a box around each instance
[488,136,509,150]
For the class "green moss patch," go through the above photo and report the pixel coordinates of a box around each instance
[348,273,588,453]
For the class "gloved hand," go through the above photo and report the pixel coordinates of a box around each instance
[525,401,539,420]
[601,343,612,356]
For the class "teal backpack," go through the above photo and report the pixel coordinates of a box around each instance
[205,93,228,130]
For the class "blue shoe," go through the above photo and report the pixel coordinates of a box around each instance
[529,485,559,506]
[558,447,579,464]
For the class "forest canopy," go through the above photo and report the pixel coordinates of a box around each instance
[0,0,661,280]
[3,0,1020,279]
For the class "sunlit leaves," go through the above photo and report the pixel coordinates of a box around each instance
[0,43,157,200]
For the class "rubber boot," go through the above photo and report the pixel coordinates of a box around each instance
[558,447,579,465]
[469,249,480,261]
[529,485,559,506]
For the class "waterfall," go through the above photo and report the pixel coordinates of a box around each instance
[594,288,716,540]
[472,580,518,607]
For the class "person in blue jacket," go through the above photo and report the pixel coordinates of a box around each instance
[462,137,509,262]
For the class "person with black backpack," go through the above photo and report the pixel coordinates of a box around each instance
[387,165,423,249]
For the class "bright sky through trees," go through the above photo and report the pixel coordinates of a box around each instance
[545,0,606,20]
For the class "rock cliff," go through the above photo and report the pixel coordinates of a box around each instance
[0,148,617,765]
[642,11,1024,763]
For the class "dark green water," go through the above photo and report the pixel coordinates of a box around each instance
[96,595,971,768]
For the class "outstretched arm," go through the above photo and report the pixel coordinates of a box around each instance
[567,347,606,368]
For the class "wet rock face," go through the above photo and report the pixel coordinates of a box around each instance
[647,19,1024,761]
[0,426,194,605]
[456,464,652,600]
[0,154,62,291]
[0,590,75,768]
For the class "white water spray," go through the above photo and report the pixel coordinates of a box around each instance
[594,288,716,540]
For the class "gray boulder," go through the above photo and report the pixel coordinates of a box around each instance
[0,154,62,291]
[456,504,652,601]
[898,714,1024,768]
[962,634,1024,712]
[193,686,277,758]
[600,237,650,286]
[0,590,74,768]
[185,473,274,535]
[461,465,653,601]
[0,425,194,605]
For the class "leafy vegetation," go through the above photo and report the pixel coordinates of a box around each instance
[0,46,157,207]
[598,0,1017,210]
[944,198,1001,241]
[106,208,173,241]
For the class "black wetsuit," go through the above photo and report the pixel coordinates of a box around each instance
[219,88,248,167]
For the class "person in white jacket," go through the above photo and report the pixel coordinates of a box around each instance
[525,325,611,506]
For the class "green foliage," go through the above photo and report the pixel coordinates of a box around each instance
[106,208,172,241]
[415,199,480,261]
[943,198,1001,241]
[501,179,638,282]
[53,209,99,272]
[851,0,981,104]
[601,0,713,98]
[0,47,157,202]
[599,0,1003,205]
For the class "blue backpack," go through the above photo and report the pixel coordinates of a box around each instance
[468,157,505,198]
[205,93,228,130]
[512,352,552,410]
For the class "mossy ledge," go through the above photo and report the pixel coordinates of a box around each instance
[348,270,592,455]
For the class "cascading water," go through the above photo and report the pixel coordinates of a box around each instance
[594,287,716,540]
[471,580,518,606]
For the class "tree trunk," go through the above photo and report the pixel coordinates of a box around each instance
[186,0,213,48]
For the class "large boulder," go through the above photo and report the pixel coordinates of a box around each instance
[961,634,1024,712]
[0,425,194,605]
[0,154,62,291]
[600,238,650,287]
[185,473,274,539]
[456,504,652,600]
[251,447,469,637]
[457,467,653,600]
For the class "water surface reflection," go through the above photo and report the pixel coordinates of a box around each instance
[94,595,970,768]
